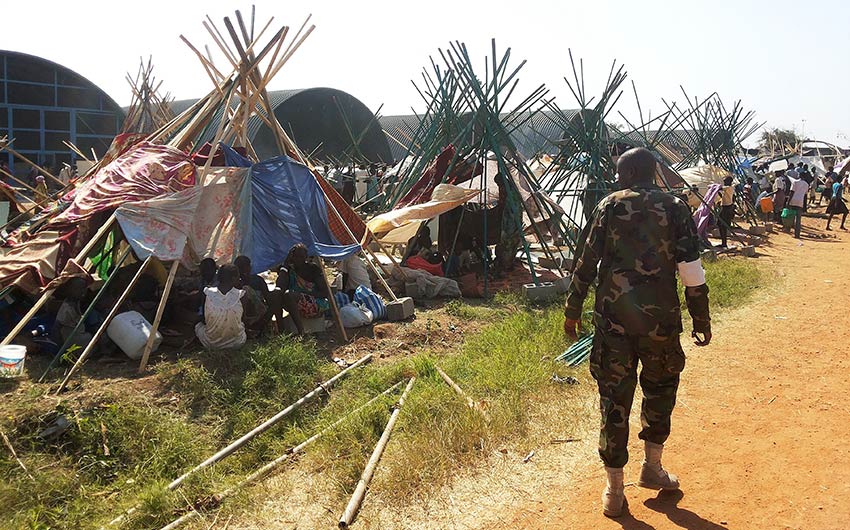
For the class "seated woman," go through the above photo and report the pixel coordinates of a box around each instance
[195,264,246,350]
[276,243,330,335]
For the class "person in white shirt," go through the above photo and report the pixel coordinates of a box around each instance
[195,264,247,350]
[786,174,809,239]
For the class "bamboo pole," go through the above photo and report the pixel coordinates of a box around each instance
[0,428,33,481]
[138,260,179,373]
[39,246,132,382]
[166,352,371,489]
[0,214,118,347]
[106,353,373,528]
[339,377,416,528]
[317,257,348,342]
[435,365,490,422]
[157,380,406,530]
[0,142,66,189]
[56,256,154,394]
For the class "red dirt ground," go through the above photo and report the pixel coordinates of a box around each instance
[503,216,850,530]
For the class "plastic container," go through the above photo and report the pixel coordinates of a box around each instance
[0,345,26,377]
[759,196,774,214]
[107,311,162,360]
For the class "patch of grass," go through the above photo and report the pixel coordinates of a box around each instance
[0,399,216,529]
[443,299,497,320]
[702,257,766,309]
[1,335,334,529]
[1,257,767,528]
[305,299,580,502]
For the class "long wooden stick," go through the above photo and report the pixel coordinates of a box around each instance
[318,258,348,342]
[435,365,491,422]
[0,428,33,480]
[157,380,406,530]
[56,256,153,394]
[138,260,179,372]
[0,142,66,188]
[339,377,416,528]
[106,353,373,528]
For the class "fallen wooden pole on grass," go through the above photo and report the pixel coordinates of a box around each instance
[167,353,372,489]
[105,353,373,528]
[339,377,416,529]
[435,365,491,422]
[158,379,407,530]
[0,428,33,481]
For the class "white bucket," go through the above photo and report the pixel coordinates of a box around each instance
[0,345,26,377]
[107,311,162,360]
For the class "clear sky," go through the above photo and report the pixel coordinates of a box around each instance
[4,0,848,146]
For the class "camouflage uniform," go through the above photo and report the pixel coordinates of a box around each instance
[565,183,711,469]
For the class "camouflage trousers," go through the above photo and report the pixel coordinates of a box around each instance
[589,329,686,468]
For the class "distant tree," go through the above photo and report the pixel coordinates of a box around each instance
[759,128,801,150]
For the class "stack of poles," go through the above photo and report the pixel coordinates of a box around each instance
[663,90,764,226]
[381,40,577,288]
[534,53,630,256]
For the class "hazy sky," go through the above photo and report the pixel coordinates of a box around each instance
[4,0,848,146]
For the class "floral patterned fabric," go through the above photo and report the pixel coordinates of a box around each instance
[115,167,250,266]
[53,142,196,224]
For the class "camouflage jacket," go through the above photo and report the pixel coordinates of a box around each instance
[565,183,711,338]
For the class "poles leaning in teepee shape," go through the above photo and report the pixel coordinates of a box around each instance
[56,256,154,394]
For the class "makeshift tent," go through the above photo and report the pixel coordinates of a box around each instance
[367,184,480,244]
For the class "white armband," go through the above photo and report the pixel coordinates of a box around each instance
[677,259,706,287]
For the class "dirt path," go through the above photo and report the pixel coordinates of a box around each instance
[501,216,850,530]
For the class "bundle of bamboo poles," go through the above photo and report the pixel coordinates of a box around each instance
[120,57,175,135]
[378,40,575,286]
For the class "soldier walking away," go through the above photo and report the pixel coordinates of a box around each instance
[563,148,712,518]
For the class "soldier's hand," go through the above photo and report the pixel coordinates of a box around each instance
[692,329,712,346]
[564,317,581,339]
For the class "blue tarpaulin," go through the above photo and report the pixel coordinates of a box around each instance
[241,149,361,271]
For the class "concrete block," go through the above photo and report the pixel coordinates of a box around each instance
[749,225,767,236]
[281,311,327,334]
[522,282,559,303]
[554,274,572,294]
[386,297,415,321]
[741,245,756,257]
[701,249,718,263]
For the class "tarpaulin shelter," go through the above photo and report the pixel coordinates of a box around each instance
[0,8,401,391]
[114,146,361,274]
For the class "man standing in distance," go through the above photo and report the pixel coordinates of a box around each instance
[564,148,712,518]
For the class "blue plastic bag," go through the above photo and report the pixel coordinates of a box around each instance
[354,285,386,320]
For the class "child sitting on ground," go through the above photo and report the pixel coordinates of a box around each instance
[195,264,246,350]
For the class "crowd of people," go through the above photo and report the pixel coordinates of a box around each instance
[181,245,338,350]
[692,161,848,245]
